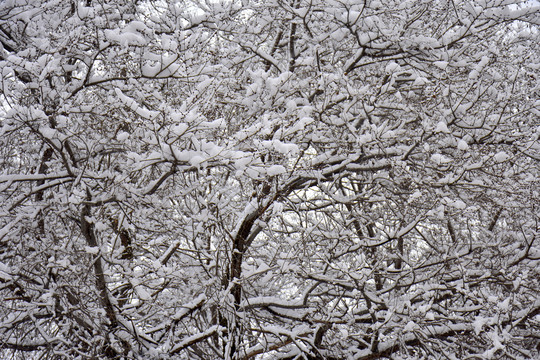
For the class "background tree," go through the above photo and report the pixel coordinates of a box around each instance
[0,0,538,359]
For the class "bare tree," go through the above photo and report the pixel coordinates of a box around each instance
[0,0,538,359]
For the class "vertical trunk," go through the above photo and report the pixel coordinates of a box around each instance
[288,0,300,72]
[80,189,129,358]
[395,237,403,270]
[227,217,251,359]
[226,199,268,358]
[80,194,118,328]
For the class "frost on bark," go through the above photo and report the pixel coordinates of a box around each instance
[0,1,539,359]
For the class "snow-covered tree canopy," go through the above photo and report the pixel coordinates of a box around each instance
[0,0,539,359]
